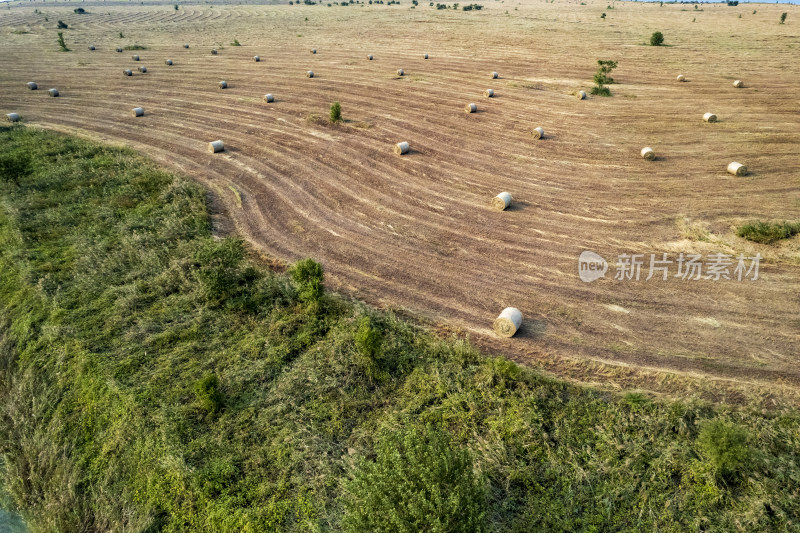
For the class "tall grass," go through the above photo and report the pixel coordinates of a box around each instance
[1,125,799,531]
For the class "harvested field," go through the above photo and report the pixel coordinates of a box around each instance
[1,0,799,403]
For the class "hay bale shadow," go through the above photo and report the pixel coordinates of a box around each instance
[505,200,531,212]
[514,319,547,339]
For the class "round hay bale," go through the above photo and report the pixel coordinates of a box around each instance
[577,90,587,100]
[394,141,409,155]
[733,79,744,88]
[27,82,38,90]
[484,89,494,97]
[532,127,544,139]
[311,48,317,54]
[727,162,747,176]
[48,88,59,97]
[131,107,144,117]
[211,49,218,55]
[132,55,140,61]
[492,71,498,79]
[254,55,260,62]
[703,112,717,123]
[641,147,655,160]
[367,54,373,60]
[491,191,512,211]
[209,140,224,153]
[465,103,477,113]
[123,69,133,76]
[88,45,95,50]
[264,93,274,103]
[183,43,190,49]
[307,70,314,78]
[219,80,227,89]
[138,66,147,73]
[493,307,522,337]
[397,68,404,76]
[116,47,123,53]
[423,53,429,59]
[165,59,173,66]
[677,74,686,82]
[6,113,21,123]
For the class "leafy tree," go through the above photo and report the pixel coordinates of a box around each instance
[780,12,787,24]
[343,425,487,532]
[194,373,224,416]
[329,101,342,123]
[57,31,70,51]
[57,20,68,29]
[290,258,325,303]
[650,31,664,46]
[591,59,617,96]
[697,420,753,483]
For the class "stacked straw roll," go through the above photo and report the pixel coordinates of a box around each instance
[123,69,133,76]
[423,53,429,59]
[492,71,499,79]
[703,112,717,123]
[677,74,686,82]
[641,147,656,160]
[165,59,173,66]
[465,103,477,113]
[264,94,274,103]
[492,192,512,211]
[208,140,224,153]
[311,48,317,54]
[397,69,404,76]
[183,43,189,48]
[367,54,373,60]
[494,307,522,337]
[88,45,95,50]
[394,142,409,155]
[48,88,59,97]
[138,66,147,73]
[131,107,144,117]
[133,55,139,61]
[254,56,260,62]
[219,80,228,89]
[307,71,314,78]
[733,80,744,88]
[27,82,37,90]
[211,49,218,55]
[116,47,123,53]
[484,89,494,97]
[727,162,747,176]
[577,90,587,100]
[532,127,544,139]
[6,113,20,123]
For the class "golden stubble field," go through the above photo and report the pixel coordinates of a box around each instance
[1,0,799,405]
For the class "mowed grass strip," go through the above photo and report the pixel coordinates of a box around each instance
[1,125,799,531]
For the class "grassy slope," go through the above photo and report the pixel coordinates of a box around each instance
[0,125,799,532]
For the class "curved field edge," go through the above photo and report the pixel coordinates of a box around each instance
[0,125,799,531]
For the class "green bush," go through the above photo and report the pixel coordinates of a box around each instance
[780,12,787,24]
[650,31,664,46]
[343,425,487,532]
[56,20,68,29]
[737,221,800,244]
[194,373,224,416]
[290,257,325,303]
[697,420,753,482]
[330,101,342,123]
[231,38,241,46]
[57,31,69,51]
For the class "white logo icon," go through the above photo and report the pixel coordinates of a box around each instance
[579,251,608,282]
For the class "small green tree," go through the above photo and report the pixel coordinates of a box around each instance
[290,258,325,303]
[343,425,487,533]
[329,101,342,123]
[231,38,241,46]
[650,31,664,46]
[57,20,68,29]
[600,12,606,19]
[194,373,224,416]
[697,420,753,483]
[57,31,70,51]
[175,3,179,9]
[780,12,787,24]
[591,59,617,96]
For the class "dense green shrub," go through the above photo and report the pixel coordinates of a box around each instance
[697,420,753,483]
[343,425,487,532]
[329,101,342,123]
[194,373,224,416]
[737,220,800,244]
[650,31,664,46]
